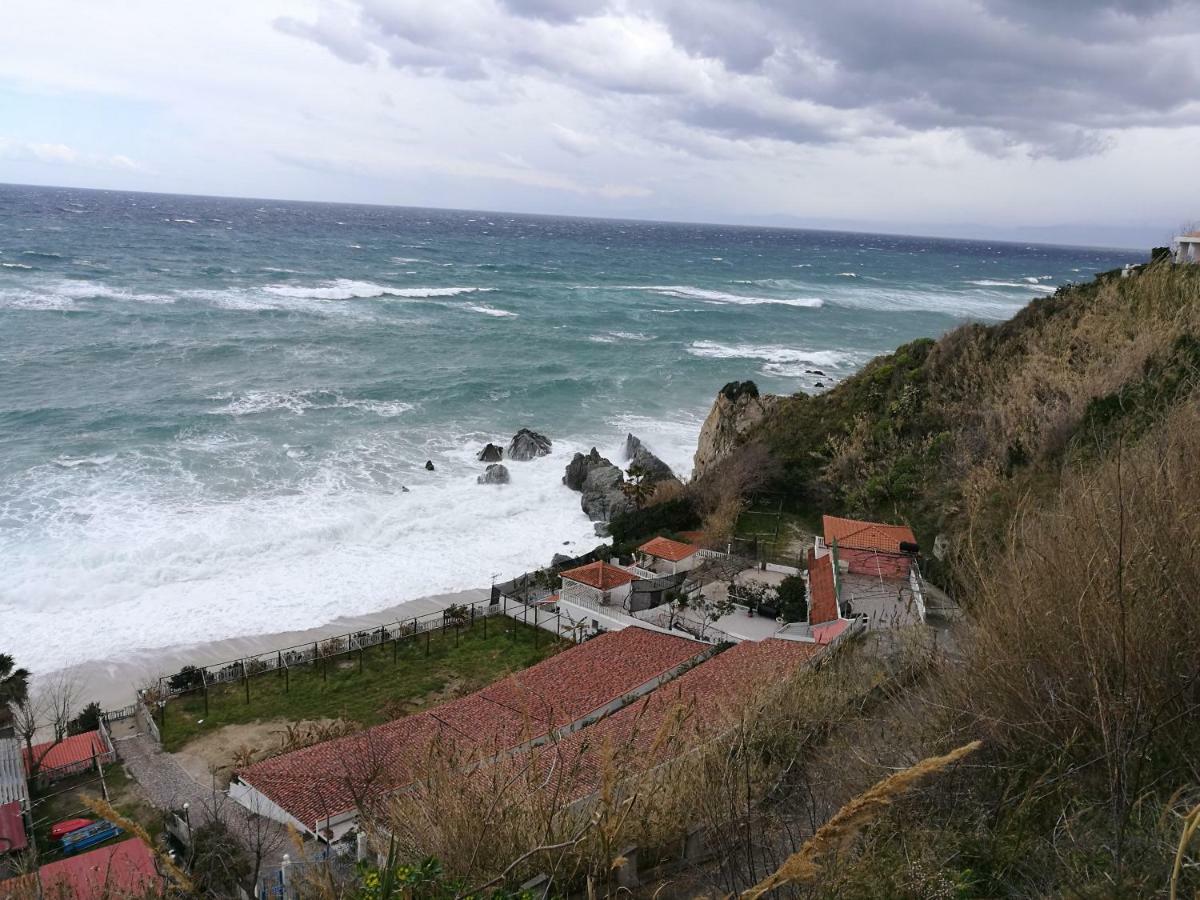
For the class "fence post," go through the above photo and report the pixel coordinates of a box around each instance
[534,605,539,646]
[426,629,430,657]
[285,665,289,693]
[359,643,364,674]
[201,670,209,717]
[393,634,398,664]
[455,624,459,648]
[277,651,282,678]
[244,662,250,705]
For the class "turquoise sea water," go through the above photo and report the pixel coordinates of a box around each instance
[0,183,1135,671]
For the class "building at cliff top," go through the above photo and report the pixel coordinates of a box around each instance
[1174,231,1200,264]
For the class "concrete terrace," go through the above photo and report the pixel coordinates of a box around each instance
[230,627,708,837]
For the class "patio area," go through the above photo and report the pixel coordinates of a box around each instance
[838,571,922,629]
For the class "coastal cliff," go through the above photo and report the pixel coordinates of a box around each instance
[691,380,777,480]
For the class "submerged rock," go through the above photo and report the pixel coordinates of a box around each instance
[594,522,611,537]
[425,460,436,471]
[563,447,613,491]
[507,428,552,461]
[551,552,573,567]
[477,443,504,463]
[477,463,510,485]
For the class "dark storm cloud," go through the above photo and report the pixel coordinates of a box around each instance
[276,0,1200,158]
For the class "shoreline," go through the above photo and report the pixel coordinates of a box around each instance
[55,587,490,712]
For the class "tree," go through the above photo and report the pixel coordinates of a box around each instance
[621,463,656,509]
[17,673,80,777]
[0,653,30,728]
[776,574,808,623]
[68,700,103,736]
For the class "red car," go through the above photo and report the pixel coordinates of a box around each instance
[49,818,93,839]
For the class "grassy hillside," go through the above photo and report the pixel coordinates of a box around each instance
[745,262,1200,577]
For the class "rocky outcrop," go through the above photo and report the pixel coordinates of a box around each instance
[425,460,435,471]
[506,429,552,461]
[622,433,675,483]
[563,448,613,491]
[580,462,634,522]
[477,463,510,485]
[692,381,777,480]
[477,443,504,463]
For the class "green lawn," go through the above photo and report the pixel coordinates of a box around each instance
[27,763,162,862]
[160,617,564,751]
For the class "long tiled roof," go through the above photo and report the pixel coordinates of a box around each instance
[559,561,638,591]
[476,639,823,805]
[822,515,916,553]
[23,730,107,775]
[808,550,839,625]
[638,536,698,562]
[236,627,704,830]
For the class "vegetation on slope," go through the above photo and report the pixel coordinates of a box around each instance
[743,262,1200,578]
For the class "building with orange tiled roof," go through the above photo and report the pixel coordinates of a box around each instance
[558,560,639,609]
[807,550,840,626]
[821,515,917,580]
[636,536,700,575]
[23,730,115,783]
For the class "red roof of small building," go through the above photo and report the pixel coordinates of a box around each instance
[559,560,638,591]
[0,801,27,854]
[823,515,916,553]
[37,839,160,900]
[808,550,839,625]
[236,627,704,830]
[638,536,698,562]
[23,730,107,776]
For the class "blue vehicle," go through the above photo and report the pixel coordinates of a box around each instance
[61,820,123,854]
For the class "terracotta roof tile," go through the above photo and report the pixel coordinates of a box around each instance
[808,550,839,625]
[236,627,704,830]
[559,561,638,591]
[480,639,824,804]
[822,515,916,553]
[37,840,160,900]
[638,536,698,562]
[23,731,107,775]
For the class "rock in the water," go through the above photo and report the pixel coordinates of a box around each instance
[401,486,410,493]
[425,460,435,471]
[623,433,675,483]
[692,381,777,480]
[551,553,573,567]
[563,447,613,491]
[594,522,611,537]
[477,443,504,463]
[477,463,510,485]
[580,463,634,522]
[506,428,552,461]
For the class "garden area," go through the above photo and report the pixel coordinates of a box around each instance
[732,495,818,565]
[157,615,563,752]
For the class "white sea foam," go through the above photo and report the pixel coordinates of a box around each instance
[53,454,116,469]
[0,441,599,673]
[837,272,858,277]
[464,304,517,318]
[0,280,173,310]
[263,280,490,301]
[1,262,34,269]
[967,279,1055,293]
[638,285,823,308]
[687,340,856,376]
[208,390,414,418]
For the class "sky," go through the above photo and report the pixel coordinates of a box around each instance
[1,0,1198,247]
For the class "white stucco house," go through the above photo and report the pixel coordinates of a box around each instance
[636,536,700,575]
[558,560,638,609]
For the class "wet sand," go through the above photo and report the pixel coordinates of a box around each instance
[57,587,489,711]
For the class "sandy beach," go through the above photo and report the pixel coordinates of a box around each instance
[54,587,489,712]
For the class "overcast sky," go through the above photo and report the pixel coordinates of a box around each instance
[2,0,1198,246]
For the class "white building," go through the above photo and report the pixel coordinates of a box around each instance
[636,536,700,575]
[558,560,638,608]
[1174,231,1200,264]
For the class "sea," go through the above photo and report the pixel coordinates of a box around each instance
[0,183,1136,674]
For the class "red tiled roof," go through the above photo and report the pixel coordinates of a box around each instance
[823,515,916,553]
[23,731,106,775]
[477,639,823,804]
[638,536,698,562]
[559,561,638,591]
[0,801,27,854]
[37,839,160,900]
[808,550,839,625]
[811,619,850,644]
[236,627,704,830]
